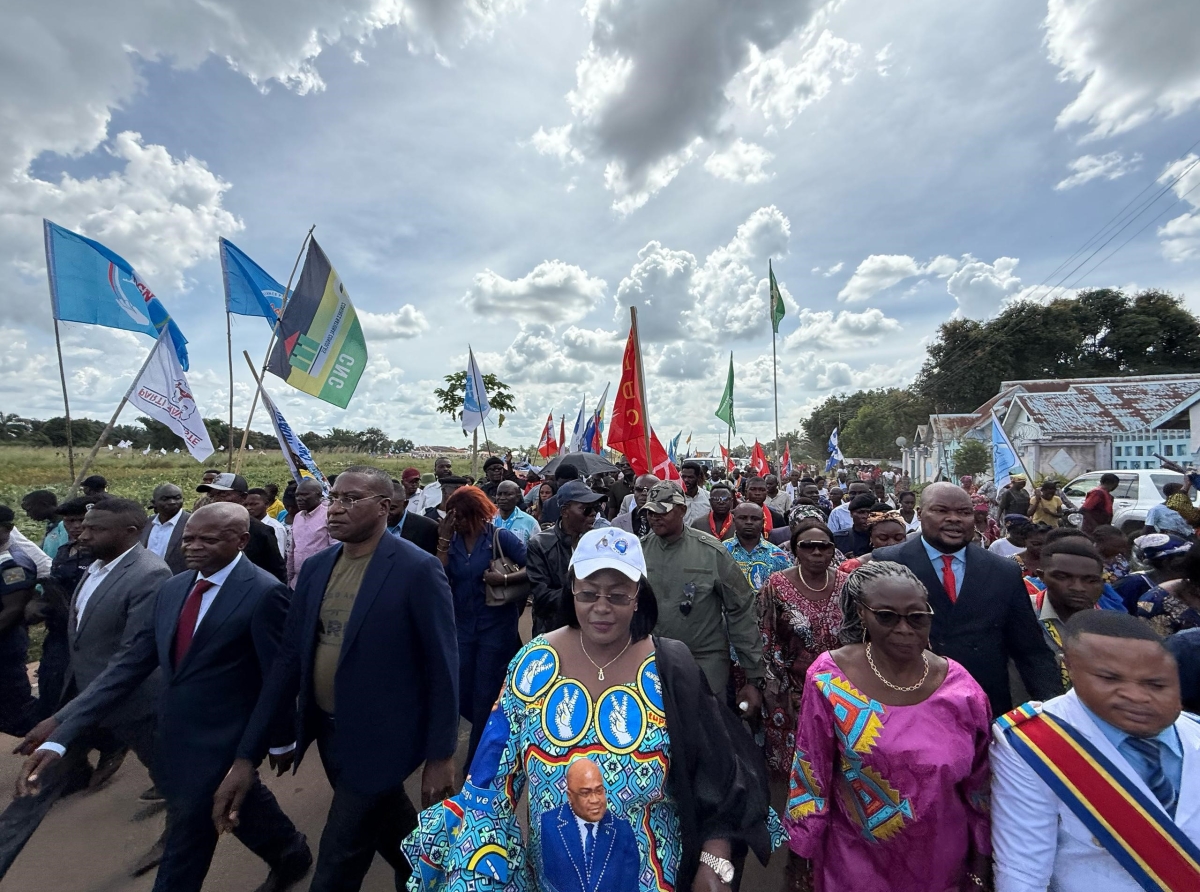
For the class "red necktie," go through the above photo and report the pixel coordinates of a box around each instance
[173,579,215,666]
[941,555,957,603]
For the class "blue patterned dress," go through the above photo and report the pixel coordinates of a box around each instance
[403,638,683,891]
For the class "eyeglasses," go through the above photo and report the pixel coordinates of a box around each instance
[573,590,636,606]
[795,541,834,552]
[634,486,653,493]
[860,604,935,630]
[324,494,386,510]
[578,503,599,515]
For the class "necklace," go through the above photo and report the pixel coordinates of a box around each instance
[865,643,929,692]
[580,631,632,682]
[797,566,831,592]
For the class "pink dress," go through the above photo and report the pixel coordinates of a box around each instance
[785,652,992,892]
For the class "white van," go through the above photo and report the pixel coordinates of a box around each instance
[1062,470,1196,536]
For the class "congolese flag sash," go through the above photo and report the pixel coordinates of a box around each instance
[267,238,366,409]
[998,705,1200,891]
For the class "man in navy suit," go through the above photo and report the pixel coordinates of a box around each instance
[540,758,640,892]
[17,503,311,892]
[872,481,1062,715]
[216,465,459,892]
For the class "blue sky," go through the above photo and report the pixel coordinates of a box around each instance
[3,0,1199,450]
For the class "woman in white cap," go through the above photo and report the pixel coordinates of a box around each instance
[402,527,782,892]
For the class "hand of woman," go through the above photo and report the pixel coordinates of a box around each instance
[482,569,506,586]
[437,509,456,542]
[691,863,728,892]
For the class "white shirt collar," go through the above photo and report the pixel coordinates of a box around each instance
[152,510,183,529]
[87,544,139,577]
[197,552,243,585]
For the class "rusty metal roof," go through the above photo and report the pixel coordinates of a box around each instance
[1013,380,1200,436]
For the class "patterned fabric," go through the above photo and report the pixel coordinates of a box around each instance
[1138,585,1200,637]
[403,639,682,891]
[725,538,793,591]
[1102,554,1130,585]
[785,652,992,891]
[758,569,847,779]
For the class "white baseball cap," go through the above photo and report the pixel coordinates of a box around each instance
[569,528,647,582]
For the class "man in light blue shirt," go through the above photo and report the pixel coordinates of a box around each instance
[494,481,539,546]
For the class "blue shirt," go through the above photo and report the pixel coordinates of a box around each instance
[1080,703,1183,800]
[445,524,527,639]
[921,536,966,596]
[1146,502,1195,538]
[386,513,407,539]
[495,508,540,546]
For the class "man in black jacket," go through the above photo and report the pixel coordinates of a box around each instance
[196,473,286,583]
[872,481,1062,715]
[526,480,605,634]
[387,479,439,555]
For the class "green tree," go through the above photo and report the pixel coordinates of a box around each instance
[953,439,990,479]
[40,417,106,448]
[803,389,932,459]
[359,427,391,453]
[392,437,415,453]
[434,371,517,434]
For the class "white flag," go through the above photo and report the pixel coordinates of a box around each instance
[128,335,214,461]
[142,445,150,455]
[461,347,491,434]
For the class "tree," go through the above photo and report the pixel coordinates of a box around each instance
[392,438,414,453]
[803,389,933,459]
[953,439,990,480]
[40,417,106,448]
[434,371,516,434]
[359,427,391,453]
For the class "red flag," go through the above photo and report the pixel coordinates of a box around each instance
[558,415,566,455]
[720,443,734,472]
[537,413,557,459]
[749,440,769,476]
[781,443,792,477]
[607,321,651,473]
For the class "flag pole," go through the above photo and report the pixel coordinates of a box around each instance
[235,224,313,474]
[70,328,170,493]
[772,319,780,473]
[51,318,76,485]
[630,307,651,469]
[225,310,235,471]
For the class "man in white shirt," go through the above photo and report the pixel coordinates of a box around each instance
[827,482,871,534]
[991,611,1200,892]
[245,487,288,559]
[764,475,793,516]
[140,483,189,574]
[679,462,711,526]
[407,457,453,516]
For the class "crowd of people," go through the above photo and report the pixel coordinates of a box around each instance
[0,455,1196,892]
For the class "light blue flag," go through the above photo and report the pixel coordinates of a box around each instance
[462,347,491,434]
[569,398,587,453]
[44,220,189,369]
[825,426,844,472]
[219,237,285,324]
[991,412,1024,489]
[667,431,682,466]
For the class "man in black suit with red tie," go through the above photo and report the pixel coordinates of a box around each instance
[16,503,311,892]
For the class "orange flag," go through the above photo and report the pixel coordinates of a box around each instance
[608,320,651,473]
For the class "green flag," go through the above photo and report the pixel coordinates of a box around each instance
[715,352,735,434]
[769,259,785,334]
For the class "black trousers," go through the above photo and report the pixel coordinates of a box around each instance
[153,772,303,892]
[310,713,418,892]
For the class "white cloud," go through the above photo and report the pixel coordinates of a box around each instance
[875,43,893,77]
[837,253,954,302]
[462,260,608,326]
[747,29,861,125]
[811,261,844,277]
[1054,152,1142,190]
[946,256,1022,318]
[1044,0,1200,139]
[560,326,625,364]
[1157,154,1200,261]
[529,124,584,165]
[785,307,902,349]
[358,305,430,340]
[703,139,775,184]
[494,324,594,385]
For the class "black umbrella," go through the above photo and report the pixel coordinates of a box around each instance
[540,452,620,477]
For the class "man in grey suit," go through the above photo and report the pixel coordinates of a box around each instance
[141,483,189,575]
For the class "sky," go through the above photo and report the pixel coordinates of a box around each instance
[3,0,1200,453]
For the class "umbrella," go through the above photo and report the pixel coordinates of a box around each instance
[540,453,619,477]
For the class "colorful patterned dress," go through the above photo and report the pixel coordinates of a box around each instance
[402,638,683,891]
[758,570,847,779]
[785,652,992,892]
[1138,584,1200,636]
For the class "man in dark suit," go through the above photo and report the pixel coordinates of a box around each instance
[197,473,286,583]
[140,483,189,574]
[216,465,459,892]
[17,503,311,892]
[872,481,1062,715]
[386,479,439,555]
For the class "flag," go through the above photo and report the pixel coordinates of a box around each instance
[667,431,682,467]
[44,220,189,368]
[825,427,844,472]
[559,415,566,455]
[266,238,366,409]
[991,412,1025,490]
[715,352,735,434]
[582,383,610,454]
[720,443,733,472]
[749,440,769,476]
[648,429,681,481]
[608,321,651,472]
[262,387,327,486]
[462,348,491,433]
[220,238,286,324]
[569,398,588,452]
[769,259,786,334]
[127,333,213,461]
[537,413,558,459]
[781,442,792,477]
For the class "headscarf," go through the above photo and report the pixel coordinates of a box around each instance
[866,509,904,529]
[789,504,826,524]
[1134,533,1192,563]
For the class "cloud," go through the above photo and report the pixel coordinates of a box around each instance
[1157,154,1200,261]
[747,29,861,125]
[462,260,608,326]
[703,139,775,184]
[785,308,902,349]
[811,261,844,276]
[837,253,955,302]
[1054,152,1142,190]
[946,256,1022,318]
[493,324,594,385]
[1044,0,1200,139]
[529,124,584,165]
[358,305,430,339]
[875,43,893,77]
[560,326,625,364]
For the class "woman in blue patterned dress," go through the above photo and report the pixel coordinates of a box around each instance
[402,527,782,892]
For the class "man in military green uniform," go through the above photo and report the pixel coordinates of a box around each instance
[0,505,37,737]
[640,481,764,720]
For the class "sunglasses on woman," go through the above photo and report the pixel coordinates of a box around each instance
[795,541,834,552]
[573,590,635,606]
[860,604,935,630]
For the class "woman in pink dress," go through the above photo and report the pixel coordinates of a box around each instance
[785,562,992,892]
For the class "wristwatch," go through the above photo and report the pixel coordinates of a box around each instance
[699,851,735,885]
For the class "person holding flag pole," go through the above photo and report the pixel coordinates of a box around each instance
[826,426,844,474]
[769,260,785,471]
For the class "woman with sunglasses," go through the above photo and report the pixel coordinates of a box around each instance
[403,527,782,892]
[785,562,992,892]
[757,519,847,782]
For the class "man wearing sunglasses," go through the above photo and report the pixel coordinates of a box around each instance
[527,480,607,635]
[641,481,764,721]
[613,474,658,536]
[872,482,1061,716]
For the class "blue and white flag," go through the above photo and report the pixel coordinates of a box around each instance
[127,331,212,461]
[262,387,327,486]
[667,431,682,467]
[991,412,1024,489]
[580,383,610,454]
[568,397,588,453]
[825,427,844,472]
[462,347,491,434]
[44,220,189,369]
[219,238,286,324]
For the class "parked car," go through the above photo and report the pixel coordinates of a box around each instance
[1062,469,1197,536]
